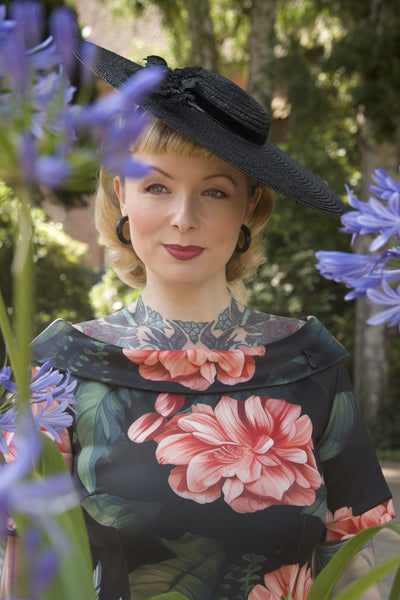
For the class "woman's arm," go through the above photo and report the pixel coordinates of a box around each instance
[313,539,381,599]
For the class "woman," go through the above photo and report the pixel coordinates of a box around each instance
[30,44,394,600]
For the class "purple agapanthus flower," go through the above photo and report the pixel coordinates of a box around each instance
[370,167,400,203]
[0,2,164,190]
[9,1,44,50]
[0,366,17,394]
[49,7,77,78]
[29,360,76,405]
[367,281,400,330]
[0,361,76,451]
[315,249,400,296]
[341,183,400,251]
[316,166,400,329]
[33,399,74,443]
[0,406,17,454]
[19,133,71,188]
[75,65,165,178]
[0,409,78,571]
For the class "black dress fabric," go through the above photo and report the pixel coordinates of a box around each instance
[31,316,393,600]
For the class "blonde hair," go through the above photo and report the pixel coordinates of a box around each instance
[95,118,274,301]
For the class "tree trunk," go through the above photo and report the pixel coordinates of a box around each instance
[354,117,399,419]
[247,0,277,114]
[185,0,219,72]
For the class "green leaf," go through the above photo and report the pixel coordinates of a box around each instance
[129,532,226,600]
[332,555,400,600]
[37,433,96,600]
[308,523,400,600]
[388,565,400,600]
[317,391,356,461]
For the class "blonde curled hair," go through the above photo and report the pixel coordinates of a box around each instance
[95,117,274,301]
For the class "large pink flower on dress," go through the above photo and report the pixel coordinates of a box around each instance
[122,346,265,391]
[325,499,395,542]
[156,395,321,513]
[249,563,313,600]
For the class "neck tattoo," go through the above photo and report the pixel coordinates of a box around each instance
[142,298,237,343]
[131,296,245,347]
[76,296,305,350]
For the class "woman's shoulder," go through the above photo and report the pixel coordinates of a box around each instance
[32,305,342,358]
[240,307,306,345]
[72,305,308,350]
[73,308,136,346]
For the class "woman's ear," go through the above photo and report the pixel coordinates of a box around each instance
[114,177,126,215]
[245,186,261,223]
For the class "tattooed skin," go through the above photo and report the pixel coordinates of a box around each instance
[74,296,305,350]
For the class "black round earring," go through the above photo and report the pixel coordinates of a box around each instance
[116,215,131,245]
[235,224,251,254]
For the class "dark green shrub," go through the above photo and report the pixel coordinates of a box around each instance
[0,184,95,361]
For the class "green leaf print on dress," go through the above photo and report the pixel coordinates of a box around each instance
[75,381,131,492]
[128,533,226,600]
[76,381,164,530]
[81,493,162,532]
[317,391,356,462]
[302,484,327,523]
[218,553,266,600]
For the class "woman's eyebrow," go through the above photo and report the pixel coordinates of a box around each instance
[148,166,174,179]
[203,173,238,186]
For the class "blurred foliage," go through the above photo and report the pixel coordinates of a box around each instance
[247,197,355,359]
[313,0,400,140]
[90,268,139,317]
[368,335,400,451]
[0,184,95,361]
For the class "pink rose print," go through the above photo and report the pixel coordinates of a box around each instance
[156,395,321,513]
[249,563,313,600]
[325,499,395,542]
[122,346,265,391]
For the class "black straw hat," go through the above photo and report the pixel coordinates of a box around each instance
[76,41,345,215]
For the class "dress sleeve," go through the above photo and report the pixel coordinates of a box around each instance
[316,360,395,541]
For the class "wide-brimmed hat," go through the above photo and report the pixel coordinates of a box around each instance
[75,41,345,215]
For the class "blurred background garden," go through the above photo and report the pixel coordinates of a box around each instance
[1,0,399,454]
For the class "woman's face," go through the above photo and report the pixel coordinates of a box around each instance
[115,153,258,293]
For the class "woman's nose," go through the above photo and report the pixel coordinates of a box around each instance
[169,194,199,231]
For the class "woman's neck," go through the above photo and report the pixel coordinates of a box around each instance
[75,296,305,350]
[138,283,233,323]
[124,295,258,348]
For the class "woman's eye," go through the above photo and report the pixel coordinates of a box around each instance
[204,188,227,198]
[144,183,167,194]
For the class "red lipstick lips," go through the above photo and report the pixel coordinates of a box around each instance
[164,245,204,260]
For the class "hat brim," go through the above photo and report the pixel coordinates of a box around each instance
[143,94,344,214]
[76,41,345,215]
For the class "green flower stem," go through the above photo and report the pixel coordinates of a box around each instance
[0,291,19,378]
[12,184,33,410]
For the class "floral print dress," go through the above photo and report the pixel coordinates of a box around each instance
[31,315,394,600]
